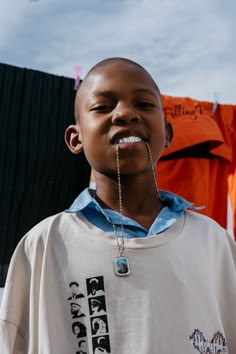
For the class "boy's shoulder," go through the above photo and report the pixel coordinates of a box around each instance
[185,209,226,229]
[27,211,69,234]
[20,211,85,252]
[184,209,235,246]
[185,209,220,223]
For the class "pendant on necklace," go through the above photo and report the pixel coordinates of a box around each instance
[114,256,131,276]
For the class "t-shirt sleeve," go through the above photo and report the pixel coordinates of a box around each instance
[0,237,31,353]
[0,319,27,354]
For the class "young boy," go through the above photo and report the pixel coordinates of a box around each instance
[0,58,236,354]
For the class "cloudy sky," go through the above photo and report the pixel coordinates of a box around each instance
[0,0,235,103]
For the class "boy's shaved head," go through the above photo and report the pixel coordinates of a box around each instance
[75,57,161,121]
[80,57,160,92]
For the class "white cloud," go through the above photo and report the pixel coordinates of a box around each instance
[0,0,235,103]
[0,0,28,47]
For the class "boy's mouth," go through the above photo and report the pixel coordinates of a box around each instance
[115,136,143,144]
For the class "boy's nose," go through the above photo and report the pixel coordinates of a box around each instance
[112,106,140,125]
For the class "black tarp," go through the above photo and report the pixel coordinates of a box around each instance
[0,63,91,286]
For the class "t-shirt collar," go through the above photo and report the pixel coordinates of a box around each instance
[66,187,197,215]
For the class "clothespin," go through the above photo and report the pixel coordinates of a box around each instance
[212,91,220,113]
[74,66,82,90]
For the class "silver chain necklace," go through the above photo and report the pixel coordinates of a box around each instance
[94,142,161,276]
[111,141,161,276]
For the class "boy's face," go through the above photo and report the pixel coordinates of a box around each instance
[66,61,169,177]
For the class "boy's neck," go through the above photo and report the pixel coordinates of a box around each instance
[93,172,164,230]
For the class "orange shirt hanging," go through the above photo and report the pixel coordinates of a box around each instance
[158,95,232,230]
[225,105,236,237]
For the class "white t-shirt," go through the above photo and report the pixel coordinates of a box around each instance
[0,210,236,353]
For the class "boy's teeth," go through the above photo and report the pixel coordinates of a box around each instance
[117,136,142,144]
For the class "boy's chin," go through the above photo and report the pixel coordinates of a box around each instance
[103,165,151,177]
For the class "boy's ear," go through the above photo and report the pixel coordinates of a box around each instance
[64,124,83,154]
[164,120,173,148]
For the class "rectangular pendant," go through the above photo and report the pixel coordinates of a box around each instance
[114,256,131,276]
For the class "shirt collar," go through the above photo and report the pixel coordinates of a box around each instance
[65,187,197,214]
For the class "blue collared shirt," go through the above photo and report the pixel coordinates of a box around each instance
[66,188,200,238]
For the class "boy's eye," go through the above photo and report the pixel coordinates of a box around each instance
[91,105,113,112]
[136,102,155,108]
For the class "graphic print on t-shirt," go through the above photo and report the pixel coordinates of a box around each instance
[88,296,107,316]
[76,338,89,354]
[90,315,109,336]
[86,276,111,354]
[67,281,85,300]
[92,335,111,354]
[87,276,105,297]
[72,321,87,338]
[67,281,89,353]
[70,302,86,319]
[66,276,111,353]
[190,329,228,353]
